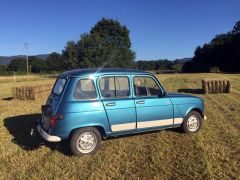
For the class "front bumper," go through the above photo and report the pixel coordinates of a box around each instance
[37,124,61,142]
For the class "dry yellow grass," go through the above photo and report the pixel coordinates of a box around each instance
[0,75,42,82]
[0,73,240,179]
[0,74,57,83]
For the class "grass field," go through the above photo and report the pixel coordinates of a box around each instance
[0,73,240,179]
[0,74,57,83]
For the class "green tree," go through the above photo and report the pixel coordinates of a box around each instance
[46,52,64,71]
[7,58,26,71]
[0,64,7,71]
[76,18,135,68]
[232,20,240,35]
[171,63,182,72]
[62,41,78,69]
[7,57,47,73]
[183,20,240,73]
[29,56,46,73]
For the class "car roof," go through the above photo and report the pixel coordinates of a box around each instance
[60,68,152,77]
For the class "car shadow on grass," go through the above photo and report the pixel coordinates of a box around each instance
[4,114,71,155]
[178,88,204,94]
[4,114,183,155]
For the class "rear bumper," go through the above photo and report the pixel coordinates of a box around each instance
[37,124,61,142]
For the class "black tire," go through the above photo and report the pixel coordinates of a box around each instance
[181,111,202,133]
[70,127,101,156]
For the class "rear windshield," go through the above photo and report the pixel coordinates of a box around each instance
[52,78,67,95]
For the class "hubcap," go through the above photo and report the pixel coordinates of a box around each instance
[76,132,97,154]
[187,115,199,132]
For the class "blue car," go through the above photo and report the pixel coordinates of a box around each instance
[37,68,206,156]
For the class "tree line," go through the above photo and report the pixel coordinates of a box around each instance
[136,59,187,72]
[183,20,240,73]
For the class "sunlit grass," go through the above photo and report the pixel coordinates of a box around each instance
[0,73,239,179]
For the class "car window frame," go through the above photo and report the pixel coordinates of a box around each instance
[72,78,98,100]
[133,75,163,97]
[52,77,68,96]
[98,75,131,99]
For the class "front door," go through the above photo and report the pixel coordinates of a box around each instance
[99,76,136,132]
[133,76,174,129]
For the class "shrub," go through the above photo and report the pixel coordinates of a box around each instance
[209,66,221,73]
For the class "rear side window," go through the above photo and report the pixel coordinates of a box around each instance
[134,76,160,97]
[53,78,66,95]
[73,79,97,100]
[99,76,130,98]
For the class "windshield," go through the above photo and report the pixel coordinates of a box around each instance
[52,78,67,95]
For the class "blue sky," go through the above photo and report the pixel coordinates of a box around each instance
[0,0,239,60]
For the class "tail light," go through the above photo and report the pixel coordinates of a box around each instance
[50,114,64,127]
[50,115,58,127]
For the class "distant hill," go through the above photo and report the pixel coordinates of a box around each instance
[174,58,192,62]
[0,54,49,65]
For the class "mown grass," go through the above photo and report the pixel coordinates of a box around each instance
[0,73,239,179]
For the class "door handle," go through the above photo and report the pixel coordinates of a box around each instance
[105,102,116,107]
[136,100,145,104]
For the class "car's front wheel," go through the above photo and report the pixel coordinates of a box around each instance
[70,127,101,156]
[181,111,202,133]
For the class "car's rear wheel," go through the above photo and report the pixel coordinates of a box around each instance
[181,111,202,133]
[70,127,101,156]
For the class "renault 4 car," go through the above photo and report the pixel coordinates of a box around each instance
[37,68,206,156]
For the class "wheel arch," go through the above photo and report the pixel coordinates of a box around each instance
[188,108,204,118]
[69,125,107,139]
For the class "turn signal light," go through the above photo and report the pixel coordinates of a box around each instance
[50,114,64,127]
[58,114,64,120]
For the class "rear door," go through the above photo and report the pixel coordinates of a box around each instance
[133,75,174,129]
[41,77,67,131]
[98,75,136,132]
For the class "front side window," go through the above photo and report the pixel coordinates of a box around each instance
[73,79,97,100]
[134,76,161,97]
[53,78,66,95]
[99,76,130,98]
